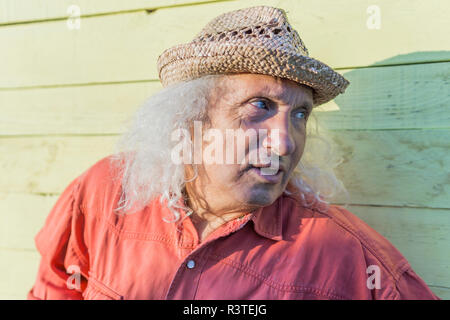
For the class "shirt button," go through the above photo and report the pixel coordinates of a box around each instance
[186,260,196,269]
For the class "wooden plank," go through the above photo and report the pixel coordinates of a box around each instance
[1,62,449,135]
[0,129,448,208]
[0,136,118,194]
[0,249,40,300]
[315,62,450,130]
[0,0,232,25]
[1,0,449,88]
[427,286,450,300]
[0,193,58,250]
[0,81,162,135]
[329,129,450,208]
[347,205,450,296]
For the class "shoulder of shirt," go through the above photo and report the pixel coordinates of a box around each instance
[74,153,120,188]
[71,153,123,214]
[282,194,411,282]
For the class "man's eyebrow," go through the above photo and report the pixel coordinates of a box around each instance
[261,93,313,110]
[294,100,313,110]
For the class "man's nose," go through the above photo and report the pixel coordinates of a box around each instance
[262,114,296,156]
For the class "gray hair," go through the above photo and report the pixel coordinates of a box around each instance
[110,74,348,222]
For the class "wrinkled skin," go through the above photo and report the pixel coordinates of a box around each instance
[185,73,314,242]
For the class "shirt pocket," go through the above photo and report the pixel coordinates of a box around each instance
[82,275,124,300]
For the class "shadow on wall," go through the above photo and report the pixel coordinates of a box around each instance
[315,51,450,208]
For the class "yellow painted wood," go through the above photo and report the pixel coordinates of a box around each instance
[1,0,449,88]
[347,205,450,295]
[0,0,233,25]
[0,129,448,208]
[0,81,162,135]
[0,192,58,250]
[1,62,449,135]
[0,136,117,194]
[0,249,40,300]
[330,129,450,208]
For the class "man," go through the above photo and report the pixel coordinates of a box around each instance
[28,6,440,300]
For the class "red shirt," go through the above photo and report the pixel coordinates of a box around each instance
[28,156,440,300]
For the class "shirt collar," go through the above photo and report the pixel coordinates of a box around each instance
[174,193,285,242]
[250,195,284,241]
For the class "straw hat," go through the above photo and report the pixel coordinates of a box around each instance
[157,5,350,107]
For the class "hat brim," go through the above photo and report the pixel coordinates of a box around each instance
[157,43,350,107]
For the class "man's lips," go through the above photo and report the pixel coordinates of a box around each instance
[244,162,286,173]
[242,162,287,184]
[246,166,283,183]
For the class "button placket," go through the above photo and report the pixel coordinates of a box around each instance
[165,214,254,299]
[164,246,211,299]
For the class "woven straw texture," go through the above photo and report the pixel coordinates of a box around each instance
[157,5,350,106]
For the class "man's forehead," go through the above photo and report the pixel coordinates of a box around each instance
[223,76,314,107]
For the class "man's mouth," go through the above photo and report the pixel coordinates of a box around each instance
[245,164,285,184]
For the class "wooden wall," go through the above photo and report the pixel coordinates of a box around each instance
[0,0,449,299]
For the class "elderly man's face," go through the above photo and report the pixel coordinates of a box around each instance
[187,73,313,213]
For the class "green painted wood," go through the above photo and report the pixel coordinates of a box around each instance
[315,62,450,130]
[427,286,450,300]
[1,0,449,88]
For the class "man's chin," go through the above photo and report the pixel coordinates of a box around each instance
[241,187,282,208]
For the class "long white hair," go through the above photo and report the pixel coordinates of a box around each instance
[110,74,348,222]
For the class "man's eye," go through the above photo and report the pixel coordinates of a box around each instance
[294,110,307,119]
[250,100,269,110]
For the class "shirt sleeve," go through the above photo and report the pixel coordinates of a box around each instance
[27,176,89,300]
[394,267,441,300]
